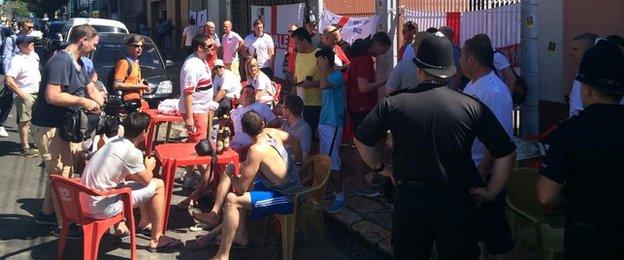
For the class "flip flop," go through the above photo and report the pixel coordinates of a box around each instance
[192,212,220,229]
[176,198,197,210]
[189,223,211,232]
[147,235,183,252]
[138,224,152,237]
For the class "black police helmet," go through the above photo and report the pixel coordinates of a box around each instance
[412,32,457,79]
[576,40,624,94]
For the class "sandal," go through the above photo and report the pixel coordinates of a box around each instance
[147,235,183,252]
[138,224,152,237]
[192,212,220,229]
[189,223,211,232]
[176,198,197,210]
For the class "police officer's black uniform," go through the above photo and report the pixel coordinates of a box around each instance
[355,34,516,260]
[540,40,624,260]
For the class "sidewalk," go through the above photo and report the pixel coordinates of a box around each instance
[324,144,395,257]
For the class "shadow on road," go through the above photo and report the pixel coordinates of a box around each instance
[0,140,21,156]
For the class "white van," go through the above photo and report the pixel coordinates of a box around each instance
[61,18,128,42]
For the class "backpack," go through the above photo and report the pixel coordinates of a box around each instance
[106,58,133,94]
[493,50,528,106]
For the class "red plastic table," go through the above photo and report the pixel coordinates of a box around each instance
[154,143,239,233]
[144,109,184,155]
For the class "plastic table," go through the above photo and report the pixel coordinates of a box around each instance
[144,109,184,155]
[154,143,239,233]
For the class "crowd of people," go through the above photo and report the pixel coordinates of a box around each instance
[1,14,623,259]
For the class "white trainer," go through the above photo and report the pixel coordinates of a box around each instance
[0,126,8,138]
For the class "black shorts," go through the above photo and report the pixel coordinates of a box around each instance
[303,106,321,134]
[393,181,480,260]
[476,186,515,254]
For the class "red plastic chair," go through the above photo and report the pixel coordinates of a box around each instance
[49,175,136,260]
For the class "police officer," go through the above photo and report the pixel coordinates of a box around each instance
[354,32,516,259]
[537,40,624,260]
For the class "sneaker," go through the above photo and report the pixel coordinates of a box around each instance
[35,212,57,226]
[355,186,380,198]
[55,223,83,240]
[20,147,38,158]
[326,199,346,214]
[0,126,8,138]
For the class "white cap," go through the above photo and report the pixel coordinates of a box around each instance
[214,59,225,68]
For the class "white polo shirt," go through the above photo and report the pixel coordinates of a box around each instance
[6,51,40,96]
[244,32,275,68]
[179,54,213,114]
[463,71,513,166]
[221,31,244,63]
[213,69,241,99]
[248,71,275,105]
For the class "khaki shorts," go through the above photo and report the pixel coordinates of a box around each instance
[32,125,84,177]
[15,93,37,123]
[226,60,240,76]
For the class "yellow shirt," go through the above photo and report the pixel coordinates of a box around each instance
[295,49,321,106]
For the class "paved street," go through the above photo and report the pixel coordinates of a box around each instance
[0,103,388,259]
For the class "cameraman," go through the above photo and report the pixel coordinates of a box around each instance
[113,35,150,105]
[30,24,101,236]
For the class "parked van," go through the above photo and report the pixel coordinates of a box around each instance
[61,18,128,41]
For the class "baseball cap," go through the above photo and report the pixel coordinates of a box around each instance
[412,32,457,79]
[16,35,36,45]
[576,40,624,94]
[214,59,225,68]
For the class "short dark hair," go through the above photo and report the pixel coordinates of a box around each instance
[403,21,418,31]
[241,110,264,136]
[126,35,144,46]
[371,31,391,47]
[464,36,494,68]
[315,47,335,66]
[283,95,304,116]
[253,18,265,26]
[122,112,151,139]
[426,27,439,33]
[189,18,196,25]
[17,18,33,28]
[607,35,624,49]
[69,24,98,43]
[192,33,210,50]
[291,27,311,43]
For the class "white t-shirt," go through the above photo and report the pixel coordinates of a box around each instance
[183,25,199,47]
[179,54,213,114]
[221,31,244,63]
[493,51,511,83]
[249,71,275,105]
[214,69,241,99]
[463,71,513,166]
[386,57,418,92]
[244,33,275,68]
[6,52,40,96]
[80,136,145,217]
[230,102,276,150]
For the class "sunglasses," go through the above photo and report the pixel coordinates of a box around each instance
[25,26,34,30]
[203,44,214,49]
[288,30,295,33]
[129,44,143,48]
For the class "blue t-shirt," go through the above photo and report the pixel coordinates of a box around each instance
[319,71,345,128]
[80,56,95,77]
[32,51,90,127]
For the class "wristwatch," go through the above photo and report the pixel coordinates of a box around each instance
[373,163,385,173]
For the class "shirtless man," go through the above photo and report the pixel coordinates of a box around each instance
[195,110,304,259]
